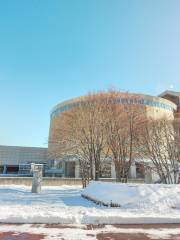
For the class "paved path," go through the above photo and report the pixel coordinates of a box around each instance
[1,224,180,239]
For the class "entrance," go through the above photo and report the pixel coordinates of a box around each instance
[6,165,19,174]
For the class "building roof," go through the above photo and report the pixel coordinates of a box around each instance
[0,145,48,165]
[0,145,47,150]
[159,91,180,116]
[159,90,180,98]
[50,92,177,119]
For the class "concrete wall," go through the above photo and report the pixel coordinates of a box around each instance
[0,177,82,186]
[0,177,144,186]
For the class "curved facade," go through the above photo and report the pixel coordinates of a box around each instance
[49,93,177,143]
[48,92,177,179]
[50,93,176,119]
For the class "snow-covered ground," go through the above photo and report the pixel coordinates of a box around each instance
[0,183,180,224]
[1,224,180,240]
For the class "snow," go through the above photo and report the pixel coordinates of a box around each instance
[0,224,180,240]
[0,183,180,224]
[83,181,180,208]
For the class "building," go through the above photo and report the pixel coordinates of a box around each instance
[0,145,50,176]
[48,92,177,181]
[0,145,65,177]
[0,90,179,181]
[159,91,180,119]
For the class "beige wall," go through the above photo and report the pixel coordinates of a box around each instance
[146,105,174,120]
[0,177,144,186]
[48,93,176,157]
[0,177,82,186]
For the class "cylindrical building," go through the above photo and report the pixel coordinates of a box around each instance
[48,92,177,179]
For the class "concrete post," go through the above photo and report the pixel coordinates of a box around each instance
[145,168,152,183]
[75,162,80,178]
[111,162,116,178]
[31,164,43,193]
[3,165,7,174]
[129,163,136,179]
[61,161,66,177]
[93,165,96,179]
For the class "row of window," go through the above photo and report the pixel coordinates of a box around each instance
[51,98,174,119]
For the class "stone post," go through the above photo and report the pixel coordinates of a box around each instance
[111,162,116,179]
[145,167,152,184]
[129,162,136,179]
[75,161,80,178]
[31,164,43,193]
[3,165,7,174]
[61,161,66,177]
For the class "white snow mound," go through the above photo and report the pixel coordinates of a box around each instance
[83,181,180,209]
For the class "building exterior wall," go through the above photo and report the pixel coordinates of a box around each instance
[0,145,50,175]
[159,91,180,119]
[0,145,49,165]
[49,93,176,151]
[1,91,179,181]
[48,92,177,182]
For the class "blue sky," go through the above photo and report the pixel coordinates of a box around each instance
[0,0,180,147]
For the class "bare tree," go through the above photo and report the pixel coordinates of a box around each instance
[105,92,146,182]
[49,92,109,187]
[137,118,180,184]
[49,91,148,185]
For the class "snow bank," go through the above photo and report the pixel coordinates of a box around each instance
[0,183,180,224]
[83,181,180,209]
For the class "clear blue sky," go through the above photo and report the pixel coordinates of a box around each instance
[0,0,180,147]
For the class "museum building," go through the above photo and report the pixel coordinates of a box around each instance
[0,90,179,180]
[48,91,179,181]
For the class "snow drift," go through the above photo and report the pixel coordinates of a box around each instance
[0,183,180,224]
[83,181,180,209]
